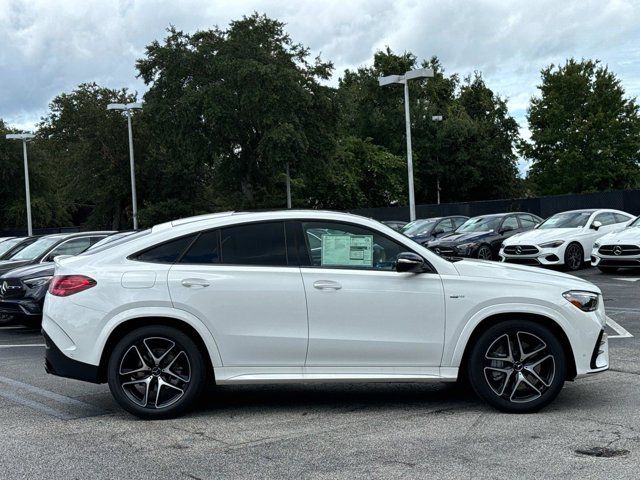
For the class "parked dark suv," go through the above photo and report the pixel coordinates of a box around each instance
[401,216,468,245]
[426,212,543,260]
[0,232,114,324]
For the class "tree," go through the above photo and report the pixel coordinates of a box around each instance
[522,59,640,194]
[38,83,140,229]
[137,13,339,215]
[338,49,521,204]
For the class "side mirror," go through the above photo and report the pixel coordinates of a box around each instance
[396,252,428,273]
[433,227,444,236]
[591,221,602,231]
[500,225,515,234]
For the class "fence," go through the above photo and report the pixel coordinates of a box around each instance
[349,189,640,222]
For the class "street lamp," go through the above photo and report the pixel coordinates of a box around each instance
[107,102,143,229]
[6,133,36,236]
[432,115,443,205]
[379,67,434,221]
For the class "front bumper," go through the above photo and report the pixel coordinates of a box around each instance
[500,245,563,266]
[591,252,640,268]
[0,298,43,318]
[42,330,101,384]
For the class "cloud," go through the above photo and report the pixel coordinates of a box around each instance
[1,0,640,136]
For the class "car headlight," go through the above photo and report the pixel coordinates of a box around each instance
[563,290,599,312]
[540,240,564,248]
[456,242,478,253]
[23,276,53,288]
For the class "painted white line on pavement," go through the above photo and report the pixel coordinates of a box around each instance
[0,326,26,330]
[0,344,45,348]
[613,277,640,282]
[606,316,634,339]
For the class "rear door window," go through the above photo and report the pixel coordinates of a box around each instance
[180,231,220,264]
[220,222,288,266]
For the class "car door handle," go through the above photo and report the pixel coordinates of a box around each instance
[181,278,210,288]
[313,280,342,290]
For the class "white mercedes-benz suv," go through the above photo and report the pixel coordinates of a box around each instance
[42,210,609,418]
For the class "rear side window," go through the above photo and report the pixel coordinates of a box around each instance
[180,231,220,264]
[518,215,538,228]
[614,213,631,223]
[135,235,196,264]
[220,222,287,266]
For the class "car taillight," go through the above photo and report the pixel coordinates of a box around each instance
[48,275,96,297]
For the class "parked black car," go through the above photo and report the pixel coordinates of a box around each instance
[426,212,543,260]
[401,216,468,245]
[0,231,132,325]
[0,236,40,260]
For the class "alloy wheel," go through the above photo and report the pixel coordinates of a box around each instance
[483,331,556,403]
[565,244,582,270]
[118,337,191,409]
[477,246,492,260]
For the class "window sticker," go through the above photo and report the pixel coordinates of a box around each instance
[321,234,373,267]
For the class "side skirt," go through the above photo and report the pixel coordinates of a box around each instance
[214,366,459,384]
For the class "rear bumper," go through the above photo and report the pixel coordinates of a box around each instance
[43,330,101,384]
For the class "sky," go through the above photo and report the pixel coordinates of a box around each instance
[2,0,640,173]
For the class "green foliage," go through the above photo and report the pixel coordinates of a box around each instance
[6,16,638,232]
[522,59,640,194]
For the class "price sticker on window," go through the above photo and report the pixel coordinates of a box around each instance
[321,234,373,267]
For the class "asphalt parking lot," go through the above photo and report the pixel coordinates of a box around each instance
[0,268,638,479]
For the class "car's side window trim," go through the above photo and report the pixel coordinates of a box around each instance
[40,235,94,263]
[294,219,437,274]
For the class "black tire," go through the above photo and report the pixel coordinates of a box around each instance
[598,266,618,274]
[107,325,206,419]
[476,244,493,261]
[467,320,566,413]
[563,242,584,271]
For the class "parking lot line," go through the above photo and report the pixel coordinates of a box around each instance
[0,325,28,330]
[613,277,640,282]
[0,374,107,419]
[606,316,634,339]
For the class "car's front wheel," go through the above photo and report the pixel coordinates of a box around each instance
[476,245,493,260]
[107,325,206,419]
[564,242,584,271]
[468,320,566,413]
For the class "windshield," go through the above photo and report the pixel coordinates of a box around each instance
[456,217,500,233]
[538,211,592,229]
[9,237,60,260]
[629,216,640,228]
[0,238,23,256]
[401,219,437,236]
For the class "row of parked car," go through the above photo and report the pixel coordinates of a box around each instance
[385,208,640,272]
[0,231,133,326]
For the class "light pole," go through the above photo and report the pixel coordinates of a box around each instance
[6,133,35,236]
[107,102,143,229]
[379,67,434,221]
[432,115,443,205]
[285,163,292,209]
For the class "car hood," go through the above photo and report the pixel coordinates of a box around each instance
[453,258,599,292]
[0,262,53,280]
[429,231,489,245]
[504,228,580,245]
[0,260,33,275]
[596,228,640,245]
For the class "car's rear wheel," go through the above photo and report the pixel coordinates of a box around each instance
[107,325,206,419]
[563,243,584,271]
[598,266,618,274]
[467,320,566,413]
[477,245,493,260]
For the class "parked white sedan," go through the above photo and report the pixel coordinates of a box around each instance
[42,210,608,418]
[500,209,634,271]
[591,215,640,272]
